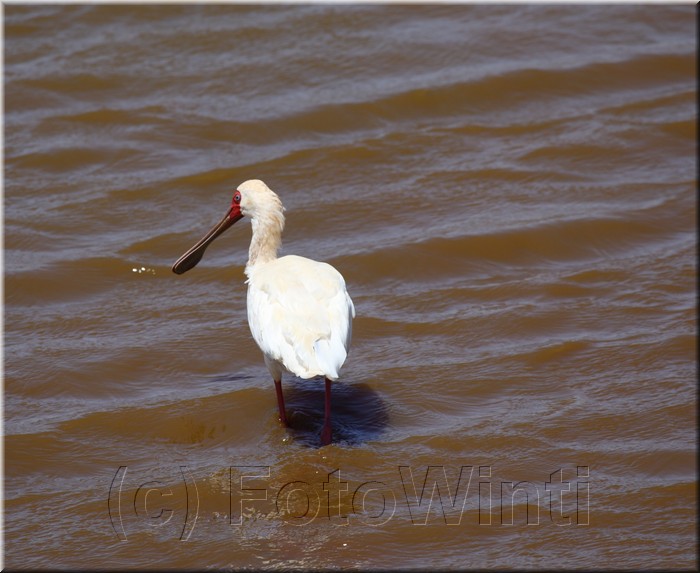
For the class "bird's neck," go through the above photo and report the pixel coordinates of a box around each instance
[246,209,284,270]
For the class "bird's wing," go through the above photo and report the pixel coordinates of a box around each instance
[246,255,355,380]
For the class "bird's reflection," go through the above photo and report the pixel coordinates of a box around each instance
[282,379,389,447]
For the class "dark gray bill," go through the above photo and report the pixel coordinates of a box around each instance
[172,207,243,274]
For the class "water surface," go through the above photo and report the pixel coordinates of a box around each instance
[3,4,697,570]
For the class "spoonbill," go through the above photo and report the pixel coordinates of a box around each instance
[172,179,355,446]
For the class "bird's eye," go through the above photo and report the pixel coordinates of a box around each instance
[233,192,241,204]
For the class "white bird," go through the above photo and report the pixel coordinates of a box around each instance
[172,179,355,446]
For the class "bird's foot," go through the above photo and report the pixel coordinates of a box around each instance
[274,379,288,427]
[320,424,332,446]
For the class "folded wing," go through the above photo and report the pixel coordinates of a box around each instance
[246,255,355,380]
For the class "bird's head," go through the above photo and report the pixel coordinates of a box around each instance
[235,179,284,223]
[171,179,283,275]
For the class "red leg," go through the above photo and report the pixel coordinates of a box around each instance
[320,377,332,446]
[274,379,288,426]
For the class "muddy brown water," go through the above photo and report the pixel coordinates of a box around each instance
[2,4,696,570]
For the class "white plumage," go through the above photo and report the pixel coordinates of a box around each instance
[172,179,355,445]
[246,255,354,381]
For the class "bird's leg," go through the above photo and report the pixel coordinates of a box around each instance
[274,379,288,426]
[320,377,332,446]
